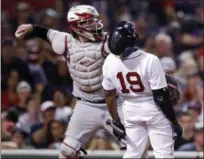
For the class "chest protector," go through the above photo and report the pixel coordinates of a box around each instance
[64,35,107,93]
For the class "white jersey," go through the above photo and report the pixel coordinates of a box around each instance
[47,29,110,102]
[102,50,167,103]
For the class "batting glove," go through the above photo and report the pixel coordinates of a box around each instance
[112,119,126,141]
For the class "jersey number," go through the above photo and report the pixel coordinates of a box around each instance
[117,72,144,93]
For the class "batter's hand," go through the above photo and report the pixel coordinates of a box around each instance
[112,119,126,141]
[15,24,33,39]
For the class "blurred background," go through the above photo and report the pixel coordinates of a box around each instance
[1,0,203,155]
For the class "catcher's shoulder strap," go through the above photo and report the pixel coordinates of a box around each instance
[101,34,109,58]
[62,35,72,78]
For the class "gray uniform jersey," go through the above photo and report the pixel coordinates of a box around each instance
[47,29,110,103]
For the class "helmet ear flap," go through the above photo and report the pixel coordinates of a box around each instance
[108,31,118,55]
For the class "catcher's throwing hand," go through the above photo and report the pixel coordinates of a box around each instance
[15,24,33,39]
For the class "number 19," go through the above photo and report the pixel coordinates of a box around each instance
[117,72,144,93]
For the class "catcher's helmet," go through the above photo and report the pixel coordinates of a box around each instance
[67,5,103,41]
[108,21,139,57]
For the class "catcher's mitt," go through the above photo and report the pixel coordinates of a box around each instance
[165,74,181,105]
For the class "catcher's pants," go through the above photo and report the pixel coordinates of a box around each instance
[122,100,175,158]
[65,100,124,146]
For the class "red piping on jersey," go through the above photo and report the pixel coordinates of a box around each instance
[101,35,108,58]
[63,35,70,63]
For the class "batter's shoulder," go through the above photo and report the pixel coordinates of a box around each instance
[104,53,118,67]
[104,53,113,63]
[139,49,158,61]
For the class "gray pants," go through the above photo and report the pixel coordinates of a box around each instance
[65,100,123,146]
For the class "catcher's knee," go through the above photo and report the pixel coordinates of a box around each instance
[60,137,81,158]
[59,152,66,159]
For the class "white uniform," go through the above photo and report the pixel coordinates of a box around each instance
[47,29,123,148]
[102,50,175,158]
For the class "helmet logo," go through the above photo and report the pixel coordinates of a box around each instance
[75,13,94,20]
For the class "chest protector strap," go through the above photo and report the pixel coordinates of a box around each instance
[63,35,69,61]
[101,35,108,58]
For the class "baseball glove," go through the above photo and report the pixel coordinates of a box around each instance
[165,74,181,105]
